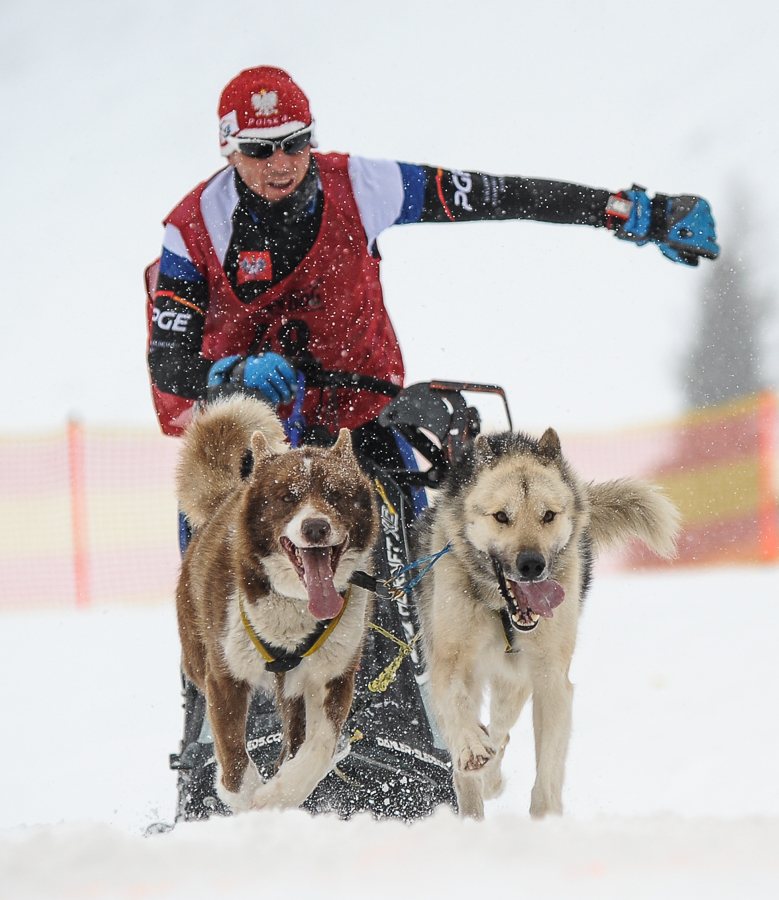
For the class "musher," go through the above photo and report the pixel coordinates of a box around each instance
[147,65,719,456]
[145,66,719,822]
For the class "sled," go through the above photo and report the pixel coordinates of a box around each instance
[168,374,512,823]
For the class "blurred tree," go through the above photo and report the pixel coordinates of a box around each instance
[682,223,769,408]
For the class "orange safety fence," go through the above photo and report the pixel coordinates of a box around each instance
[0,424,180,610]
[0,393,776,609]
[562,391,779,568]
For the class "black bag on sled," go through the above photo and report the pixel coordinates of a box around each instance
[168,381,511,823]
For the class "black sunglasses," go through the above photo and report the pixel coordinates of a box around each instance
[235,127,313,160]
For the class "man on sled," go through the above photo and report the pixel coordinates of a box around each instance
[145,66,718,822]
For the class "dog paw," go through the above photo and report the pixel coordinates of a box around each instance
[251,779,300,811]
[530,783,563,818]
[215,762,264,813]
[481,737,508,799]
[250,787,274,811]
[456,740,496,773]
[482,765,504,799]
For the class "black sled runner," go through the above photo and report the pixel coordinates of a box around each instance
[168,378,512,823]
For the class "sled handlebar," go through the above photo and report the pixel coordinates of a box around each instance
[290,357,513,434]
[288,355,402,399]
[206,350,512,484]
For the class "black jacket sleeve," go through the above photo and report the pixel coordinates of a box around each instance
[418,166,611,227]
[147,271,212,399]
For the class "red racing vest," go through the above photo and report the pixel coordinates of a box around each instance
[147,153,405,436]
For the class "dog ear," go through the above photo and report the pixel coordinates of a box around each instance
[250,429,279,466]
[538,428,562,461]
[474,433,495,465]
[332,427,355,457]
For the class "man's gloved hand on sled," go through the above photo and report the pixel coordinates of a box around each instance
[207,353,297,405]
[607,186,720,266]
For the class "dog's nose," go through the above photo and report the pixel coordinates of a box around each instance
[516,551,546,581]
[302,518,332,545]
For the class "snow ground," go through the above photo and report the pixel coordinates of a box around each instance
[1,565,777,897]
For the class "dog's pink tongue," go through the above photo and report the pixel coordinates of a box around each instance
[510,580,565,618]
[300,548,344,620]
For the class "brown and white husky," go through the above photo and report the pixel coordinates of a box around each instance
[176,396,378,812]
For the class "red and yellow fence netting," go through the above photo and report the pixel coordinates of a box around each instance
[562,391,779,567]
[0,424,180,609]
[0,392,776,609]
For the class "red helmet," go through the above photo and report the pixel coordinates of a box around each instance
[218,66,312,155]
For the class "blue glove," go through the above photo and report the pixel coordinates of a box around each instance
[657,195,720,265]
[207,356,242,387]
[207,353,297,405]
[609,188,720,266]
[243,353,297,404]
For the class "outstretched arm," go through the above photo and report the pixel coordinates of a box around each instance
[411,165,609,227]
[348,157,719,267]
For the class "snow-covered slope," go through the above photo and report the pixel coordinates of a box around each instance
[4,812,778,900]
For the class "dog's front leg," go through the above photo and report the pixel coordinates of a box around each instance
[274,673,306,771]
[429,655,493,819]
[252,671,355,810]
[482,672,531,801]
[205,673,263,812]
[433,667,494,766]
[529,669,573,818]
[427,566,496,787]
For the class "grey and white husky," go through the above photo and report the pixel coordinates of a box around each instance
[415,428,680,819]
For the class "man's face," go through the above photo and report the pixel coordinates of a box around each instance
[229,145,312,203]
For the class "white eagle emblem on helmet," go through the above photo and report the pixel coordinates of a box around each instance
[251,91,279,116]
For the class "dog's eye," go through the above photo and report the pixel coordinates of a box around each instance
[282,493,297,504]
[493,510,509,524]
[542,510,557,524]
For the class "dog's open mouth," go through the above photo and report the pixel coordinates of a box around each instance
[506,579,565,632]
[504,581,541,631]
[281,537,347,620]
[493,559,565,633]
